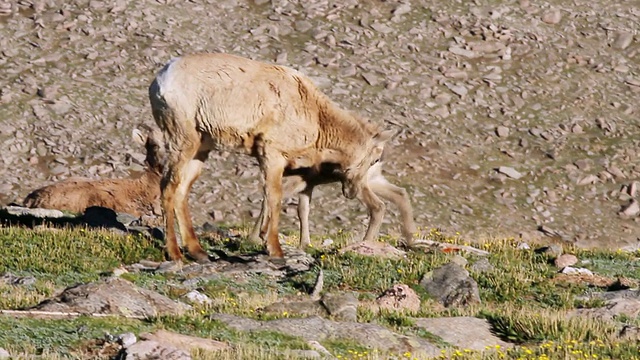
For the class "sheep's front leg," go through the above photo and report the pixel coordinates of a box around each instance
[359,184,386,243]
[369,177,417,247]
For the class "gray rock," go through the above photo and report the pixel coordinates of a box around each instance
[541,9,562,24]
[0,348,9,359]
[264,298,329,318]
[554,254,578,269]
[450,255,468,267]
[182,290,212,305]
[619,325,640,341]
[139,330,229,353]
[339,241,406,259]
[497,166,524,180]
[413,317,512,351]
[496,126,510,137]
[612,31,633,50]
[2,205,66,218]
[294,21,313,33]
[307,340,333,358]
[539,244,563,257]
[393,4,411,16]
[289,350,323,359]
[470,258,494,273]
[159,245,315,278]
[560,267,593,276]
[375,284,421,313]
[570,297,640,321]
[321,292,358,322]
[619,199,640,217]
[119,340,191,360]
[118,332,137,348]
[1,272,36,286]
[362,72,380,86]
[33,277,191,317]
[449,47,478,58]
[212,314,440,357]
[264,292,358,321]
[420,262,481,307]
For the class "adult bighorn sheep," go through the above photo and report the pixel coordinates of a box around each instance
[250,140,417,249]
[23,126,165,217]
[148,52,394,263]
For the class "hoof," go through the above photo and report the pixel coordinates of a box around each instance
[189,249,211,264]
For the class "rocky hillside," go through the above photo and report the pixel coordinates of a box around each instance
[1,0,640,250]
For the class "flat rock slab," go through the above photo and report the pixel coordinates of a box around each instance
[120,340,191,360]
[150,245,315,278]
[33,277,190,317]
[264,292,358,322]
[413,317,512,351]
[569,298,640,321]
[339,241,406,259]
[140,330,230,353]
[211,314,440,357]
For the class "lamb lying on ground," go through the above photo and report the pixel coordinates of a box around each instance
[23,126,165,218]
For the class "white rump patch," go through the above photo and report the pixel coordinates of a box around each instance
[155,57,181,95]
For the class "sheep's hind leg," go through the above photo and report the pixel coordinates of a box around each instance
[259,153,287,260]
[160,155,184,262]
[174,148,210,264]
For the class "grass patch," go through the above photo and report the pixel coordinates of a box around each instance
[0,227,163,283]
[1,226,639,359]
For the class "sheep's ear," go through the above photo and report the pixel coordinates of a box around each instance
[132,128,147,145]
[373,129,398,144]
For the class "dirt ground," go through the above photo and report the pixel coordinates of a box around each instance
[1,0,639,250]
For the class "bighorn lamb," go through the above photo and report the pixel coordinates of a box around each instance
[23,126,164,217]
[250,142,417,249]
[148,52,394,263]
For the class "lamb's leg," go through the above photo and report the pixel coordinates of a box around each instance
[249,198,267,244]
[359,184,386,243]
[173,150,210,263]
[297,186,314,248]
[368,176,417,247]
[251,175,310,246]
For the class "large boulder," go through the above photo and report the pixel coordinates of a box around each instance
[212,314,441,357]
[420,262,481,307]
[33,277,190,317]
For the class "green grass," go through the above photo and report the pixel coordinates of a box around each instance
[0,226,639,359]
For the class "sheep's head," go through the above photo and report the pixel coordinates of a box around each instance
[325,128,396,199]
[132,125,166,175]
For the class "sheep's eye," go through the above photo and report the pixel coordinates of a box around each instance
[370,158,380,166]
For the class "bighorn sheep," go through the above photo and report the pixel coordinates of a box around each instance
[250,142,417,249]
[148,52,394,263]
[23,126,165,218]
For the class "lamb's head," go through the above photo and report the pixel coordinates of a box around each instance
[330,128,396,199]
[132,125,166,175]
